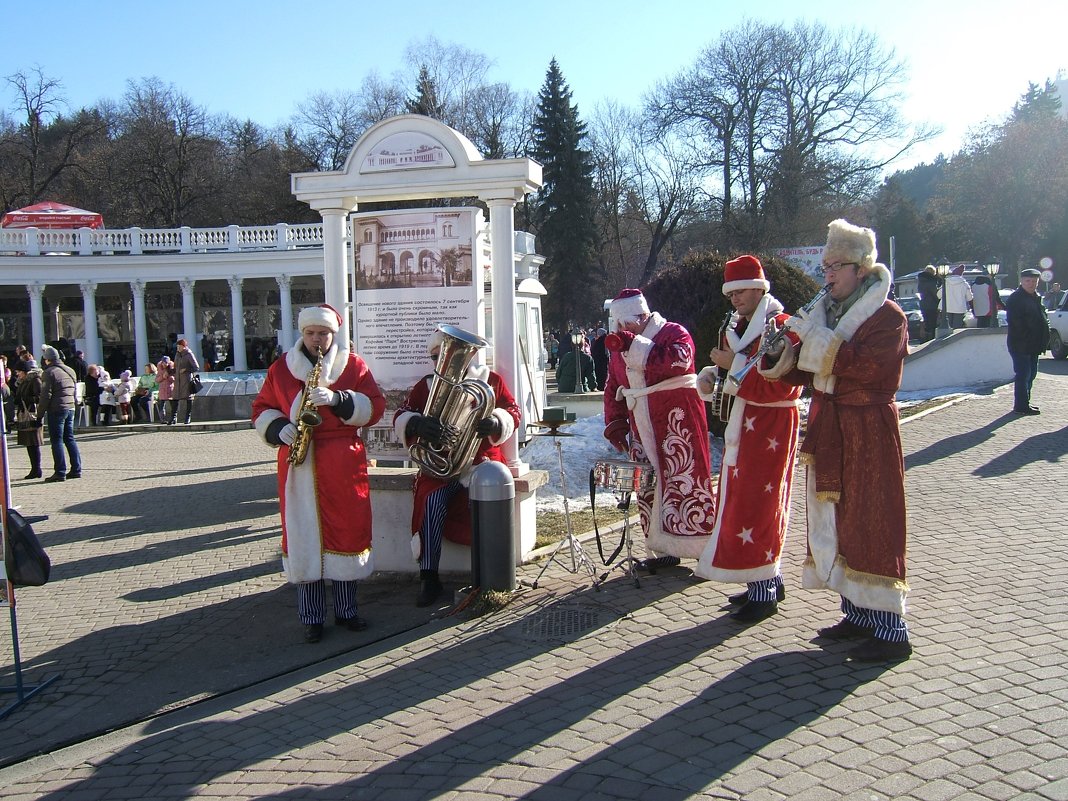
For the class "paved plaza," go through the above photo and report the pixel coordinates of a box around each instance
[1,361,1067,800]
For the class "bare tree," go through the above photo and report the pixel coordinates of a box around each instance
[649,21,937,250]
[292,89,366,171]
[0,66,107,209]
[109,77,224,226]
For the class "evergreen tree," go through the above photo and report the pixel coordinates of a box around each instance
[406,65,446,120]
[530,59,600,328]
[1012,79,1063,123]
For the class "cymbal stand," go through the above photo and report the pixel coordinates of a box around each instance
[531,432,601,591]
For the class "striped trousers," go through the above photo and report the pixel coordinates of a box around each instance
[419,479,463,572]
[296,579,359,625]
[841,596,909,642]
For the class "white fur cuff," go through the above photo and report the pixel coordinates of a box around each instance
[797,327,836,374]
[344,392,373,427]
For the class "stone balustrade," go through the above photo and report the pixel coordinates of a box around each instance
[0,222,326,256]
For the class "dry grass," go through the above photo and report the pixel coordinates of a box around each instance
[535,505,633,548]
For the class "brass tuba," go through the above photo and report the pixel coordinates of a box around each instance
[409,325,495,479]
[287,347,323,467]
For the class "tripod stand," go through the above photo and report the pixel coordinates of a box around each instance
[529,422,601,591]
[596,489,643,588]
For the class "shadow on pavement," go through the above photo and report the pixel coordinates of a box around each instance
[973,422,1068,477]
[16,576,705,793]
[905,413,1016,469]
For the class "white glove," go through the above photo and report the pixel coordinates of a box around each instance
[308,387,337,407]
[786,315,818,341]
[278,423,298,446]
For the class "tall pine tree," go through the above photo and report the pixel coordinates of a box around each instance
[530,59,600,329]
[407,65,446,120]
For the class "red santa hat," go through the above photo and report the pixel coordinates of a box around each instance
[610,288,650,323]
[722,255,770,294]
[297,304,342,333]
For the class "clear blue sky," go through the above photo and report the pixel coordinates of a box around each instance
[2,0,1064,171]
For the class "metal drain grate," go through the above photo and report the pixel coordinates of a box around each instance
[520,606,601,640]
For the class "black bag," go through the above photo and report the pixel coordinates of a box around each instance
[4,508,51,587]
[189,374,203,394]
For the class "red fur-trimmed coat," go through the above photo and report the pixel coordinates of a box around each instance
[695,296,803,583]
[603,313,716,559]
[770,264,910,615]
[393,367,520,549]
[252,343,385,584]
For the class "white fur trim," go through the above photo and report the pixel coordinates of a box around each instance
[801,263,891,395]
[722,278,770,294]
[411,533,422,561]
[283,550,373,583]
[343,392,373,427]
[395,409,418,444]
[610,293,650,322]
[757,340,797,380]
[297,306,340,333]
[695,366,718,402]
[797,326,836,373]
[254,408,286,444]
[490,407,515,445]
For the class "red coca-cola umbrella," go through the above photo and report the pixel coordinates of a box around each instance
[0,201,104,230]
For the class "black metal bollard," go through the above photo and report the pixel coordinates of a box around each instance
[469,461,516,592]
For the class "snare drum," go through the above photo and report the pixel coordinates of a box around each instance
[592,459,655,493]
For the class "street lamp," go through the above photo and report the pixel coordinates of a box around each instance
[935,258,952,337]
[570,331,586,392]
[985,261,1001,327]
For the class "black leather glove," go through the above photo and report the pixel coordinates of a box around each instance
[406,414,444,444]
[476,415,502,438]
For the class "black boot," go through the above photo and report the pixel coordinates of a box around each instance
[416,569,443,607]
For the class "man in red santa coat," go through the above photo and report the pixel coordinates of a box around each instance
[695,255,802,623]
[764,219,912,662]
[393,328,521,607]
[252,304,386,644]
[603,289,716,564]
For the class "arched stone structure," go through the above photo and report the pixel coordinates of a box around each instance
[290,115,542,471]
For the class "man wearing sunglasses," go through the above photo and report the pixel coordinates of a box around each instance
[762,219,912,663]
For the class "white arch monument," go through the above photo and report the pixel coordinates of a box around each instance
[291,115,542,471]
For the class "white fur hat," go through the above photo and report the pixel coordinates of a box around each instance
[297,304,342,333]
[823,219,877,273]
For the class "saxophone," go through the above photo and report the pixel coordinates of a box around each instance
[287,348,324,467]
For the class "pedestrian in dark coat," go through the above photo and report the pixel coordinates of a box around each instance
[1005,269,1049,414]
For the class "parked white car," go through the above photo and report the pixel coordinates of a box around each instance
[1047,294,1068,359]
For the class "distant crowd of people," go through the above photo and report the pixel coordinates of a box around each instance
[545,323,610,393]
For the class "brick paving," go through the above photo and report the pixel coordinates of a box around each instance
[1,360,1067,800]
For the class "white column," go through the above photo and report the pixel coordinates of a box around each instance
[79,281,101,366]
[178,279,202,364]
[27,283,47,359]
[227,276,248,371]
[130,279,149,371]
[320,208,351,346]
[277,274,294,350]
[486,197,525,474]
[51,299,62,343]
